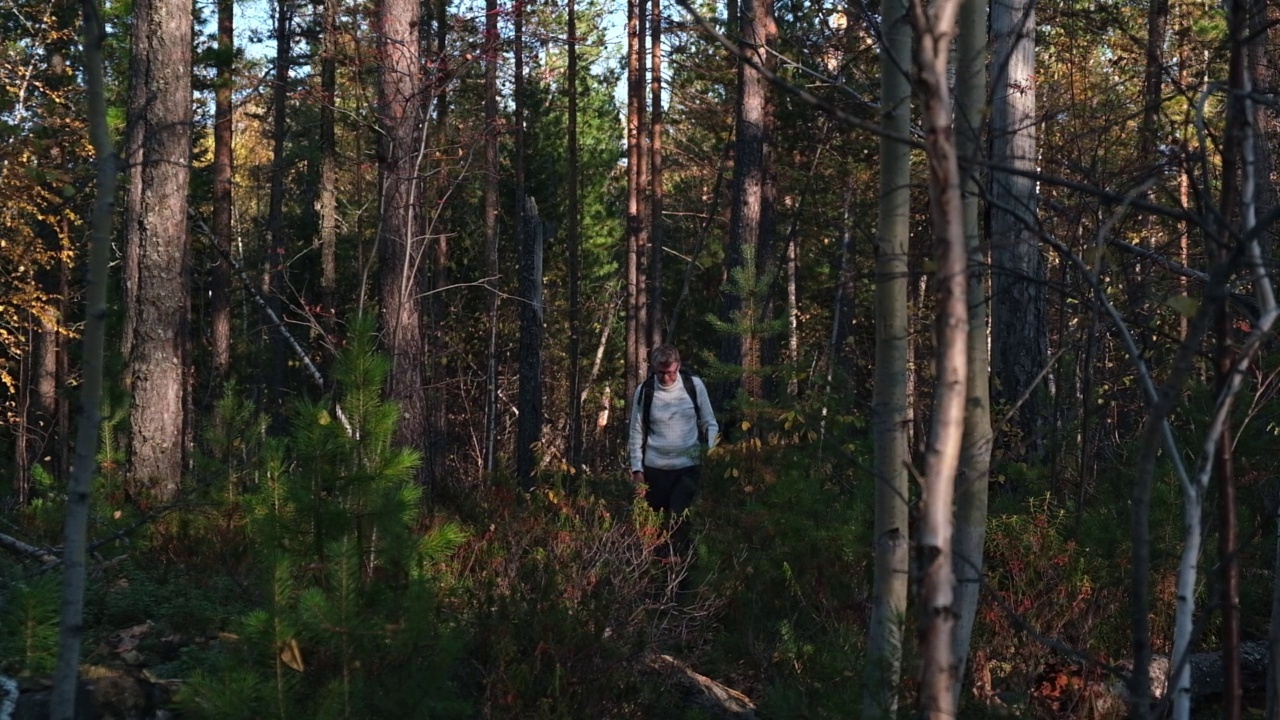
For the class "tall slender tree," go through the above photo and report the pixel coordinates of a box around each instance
[482,0,500,474]
[861,0,911,711]
[211,0,233,379]
[566,0,583,471]
[316,0,339,325]
[989,0,1044,457]
[648,0,664,347]
[722,0,775,403]
[126,0,192,501]
[265,0,293,414]
[376,0,427,470]
[951,0,993,701]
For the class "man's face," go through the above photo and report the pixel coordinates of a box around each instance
[655,361,680,388]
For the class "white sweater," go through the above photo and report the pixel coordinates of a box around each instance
[628,375,719,471]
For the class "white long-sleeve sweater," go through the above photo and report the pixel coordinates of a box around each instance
[628,375,718,472]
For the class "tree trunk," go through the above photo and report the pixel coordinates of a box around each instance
[909,0,968,712]
[211,0,233,381]
[317,0,338,327]
[265,0,292,416]
[482,0,500,474]
[516,197,544,489]
[424,0,450,487]
[861,0,911,711]
[127,0,192,503]
[51,4,115,714]
[376,0,427,472]
[722,0,776,406]
[989,0,1045,460]
[649,0,664,347]
[950,0,992,706]
[627,0,650,404]
[567,0,583,471]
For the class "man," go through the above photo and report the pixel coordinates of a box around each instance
[628,344,719,514]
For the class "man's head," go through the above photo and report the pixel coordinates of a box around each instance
[650,344,681,388]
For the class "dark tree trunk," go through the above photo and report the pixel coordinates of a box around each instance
[516,198,544,489]
[567,0,583,471]
[482,0,500,474]
[376,0,427,474]
[425,0,450,486]
[127,0,192,503]
[265,0,292,416]
[211,0,233,380]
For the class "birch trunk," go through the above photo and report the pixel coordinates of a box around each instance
[951,0,992,703]
[861,0,911,710]
[51,4,115,714]
[908,0,968,713]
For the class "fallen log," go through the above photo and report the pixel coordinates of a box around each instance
[644,652,759,719]
[0,532,58,566]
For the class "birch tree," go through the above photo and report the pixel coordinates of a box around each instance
[907,0,969,711]
[861,0,911,709]
[950,0,992,702]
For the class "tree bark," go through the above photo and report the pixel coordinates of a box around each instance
[265,0,292,416]
[861,0,911,711]
[951,0,992,704]
[567,0,583,471]
[211,0,233,380]
[317,0,338,327]
[376,0,427,471]
[722,0,775,405]
[126,0,192,503]
[989,0,1045,459]
[516,197,544,489]
[909,0,968,712]
[482,0,500,474]
[51,3,115,714]
[649,0,664,347]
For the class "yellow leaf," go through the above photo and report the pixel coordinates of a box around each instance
[317,409,331,426]
[280,638,305,672]
[740,421,752,431]
[1163,294,1199,318]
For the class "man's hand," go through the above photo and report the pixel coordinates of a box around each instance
[631,470,644,485]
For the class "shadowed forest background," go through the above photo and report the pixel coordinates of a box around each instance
[2,0,1280,714]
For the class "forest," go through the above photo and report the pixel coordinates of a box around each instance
[1,0,1278,713]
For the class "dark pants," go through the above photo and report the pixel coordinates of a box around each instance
[643,464,701,514]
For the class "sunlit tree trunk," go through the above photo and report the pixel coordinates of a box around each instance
[909,0,968,712]
[861,0,911,710]
[211,0,233,379]
[317,0,338,326]
[649,0,664,346]
[51,3,114,714]
[376,0,427,471]
[127,0,192,502]
[950,0,992,704]
[722,0,775,404]
[989,0,1044,458]
[625,0,644,403]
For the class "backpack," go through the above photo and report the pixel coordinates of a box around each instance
[639,367,706,450]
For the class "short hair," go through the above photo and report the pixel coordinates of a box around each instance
[650,344,680,368]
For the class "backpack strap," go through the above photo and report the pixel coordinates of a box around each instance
[640,375,656,454]
[680,369,706,445]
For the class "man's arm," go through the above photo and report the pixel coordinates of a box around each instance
[628,384,646,472]
[694,377,719,449]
